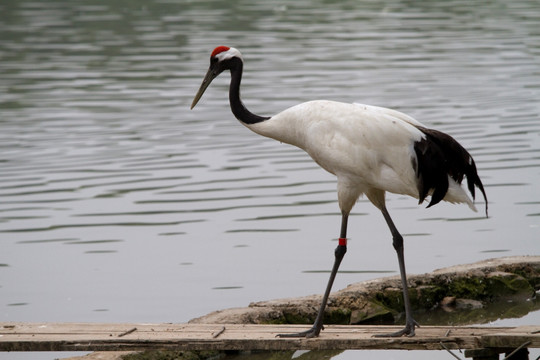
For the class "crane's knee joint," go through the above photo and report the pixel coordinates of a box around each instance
[392,234,404,251]
[335,244,347,258]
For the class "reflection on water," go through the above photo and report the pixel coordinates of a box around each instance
[1,0,540,359]
[416,298,540,328]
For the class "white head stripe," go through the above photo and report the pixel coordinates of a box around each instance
[215,47,242,61]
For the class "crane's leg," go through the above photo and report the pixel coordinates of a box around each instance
[374,206,419,337]
[277,213,349,338]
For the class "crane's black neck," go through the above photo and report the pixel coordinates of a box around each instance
[227,57,270,125]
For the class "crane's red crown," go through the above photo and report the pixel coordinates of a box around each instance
[211,46,230,58]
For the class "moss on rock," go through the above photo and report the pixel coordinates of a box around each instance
[349,301,394,325]
[325,307,352,325]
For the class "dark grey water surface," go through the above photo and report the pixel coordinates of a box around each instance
[1,0,539,359]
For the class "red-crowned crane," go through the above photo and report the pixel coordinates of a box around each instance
[190,46,488,338]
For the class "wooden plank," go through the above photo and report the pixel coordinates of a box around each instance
[480,325,540,348]
[0,323,538,352]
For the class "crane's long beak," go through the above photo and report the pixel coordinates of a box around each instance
[191,66,219,109]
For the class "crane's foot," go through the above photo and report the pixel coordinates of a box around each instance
[276,325,323,338]
[373,319,419,338]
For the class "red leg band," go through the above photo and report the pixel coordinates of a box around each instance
[338,237,347,246]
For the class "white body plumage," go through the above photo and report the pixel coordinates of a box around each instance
[247,100,476,212]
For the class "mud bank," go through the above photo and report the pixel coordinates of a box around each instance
[190,256,540,326]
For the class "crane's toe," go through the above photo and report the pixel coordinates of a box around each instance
[276,325,323,338]
[373,319,419,338]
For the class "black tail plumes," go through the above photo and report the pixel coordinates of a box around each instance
[413,126,488,215]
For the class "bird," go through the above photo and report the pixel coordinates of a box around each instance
[190,46,488,338]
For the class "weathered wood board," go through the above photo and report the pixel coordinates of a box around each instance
[1,323,539,352]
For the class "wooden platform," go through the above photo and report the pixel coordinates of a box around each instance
[1,322,539,354]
